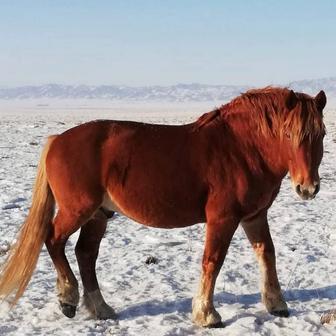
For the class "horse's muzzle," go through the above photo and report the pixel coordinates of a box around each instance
[295,182,320,200]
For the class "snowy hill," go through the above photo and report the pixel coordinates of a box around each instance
[289,78,336,97]
[0,78,335,102]
[0,83,248,102]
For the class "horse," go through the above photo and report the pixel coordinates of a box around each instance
[0,87,327,328]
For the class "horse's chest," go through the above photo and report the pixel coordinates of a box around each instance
[240,188,276,220]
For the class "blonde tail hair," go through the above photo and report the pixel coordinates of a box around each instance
[0,135,57,305]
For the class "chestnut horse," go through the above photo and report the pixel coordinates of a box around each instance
[0,87,326,327]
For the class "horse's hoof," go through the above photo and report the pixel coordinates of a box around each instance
[60,302,77,318]
[263,293,289,318]
[321,311,336,324]
[83,293,117,320]
[192,304,222,328]
[192,295,223,327]
[270,309,290,318]
[207,321,225,328]
[96,304,118,320]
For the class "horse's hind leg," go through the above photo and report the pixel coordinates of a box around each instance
[46,209,93,318]
[241,210,289,317]
[75,209,116,319]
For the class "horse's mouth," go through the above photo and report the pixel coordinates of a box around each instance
[297,192,316,201]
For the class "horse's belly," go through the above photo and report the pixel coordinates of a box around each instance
[102,192,204,229]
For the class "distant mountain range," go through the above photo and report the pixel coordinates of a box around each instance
[288,78,336,97]
[0,78,335,102]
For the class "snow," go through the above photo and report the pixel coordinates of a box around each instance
[1,100,336,335]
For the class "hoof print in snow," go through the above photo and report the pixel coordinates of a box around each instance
[145,256,158,265]
[0,242,11,256]
[0,250,7,257]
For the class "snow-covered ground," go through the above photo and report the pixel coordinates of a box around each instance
[1,100,336,335]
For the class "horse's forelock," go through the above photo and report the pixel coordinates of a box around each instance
[284,94,325,146]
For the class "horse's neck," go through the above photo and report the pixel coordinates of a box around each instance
[223,116,288,179]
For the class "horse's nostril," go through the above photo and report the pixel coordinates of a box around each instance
[295,184,301,194]
[313,183,320,195]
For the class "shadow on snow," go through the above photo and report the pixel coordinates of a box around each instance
[117,285,336,323]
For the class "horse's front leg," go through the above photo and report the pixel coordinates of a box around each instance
[241,210,289,317]
[192,215,239,327]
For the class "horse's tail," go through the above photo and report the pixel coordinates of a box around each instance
[0,135,57,306]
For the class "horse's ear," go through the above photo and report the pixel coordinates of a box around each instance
[315,90,327,111]
[286,90,298,111]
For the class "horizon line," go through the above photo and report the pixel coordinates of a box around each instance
[1,76,336,89]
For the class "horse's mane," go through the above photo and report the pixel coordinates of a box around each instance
[195,86,325,145]
[194,109,221,129]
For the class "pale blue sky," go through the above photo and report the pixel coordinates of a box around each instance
[0,0,335,86]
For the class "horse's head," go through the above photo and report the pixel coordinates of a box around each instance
[284,90,326,200]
